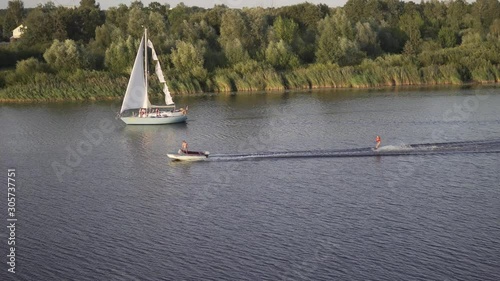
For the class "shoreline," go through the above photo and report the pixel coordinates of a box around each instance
[0,81,498,104]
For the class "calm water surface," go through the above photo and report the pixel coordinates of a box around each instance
[1,86,500,280]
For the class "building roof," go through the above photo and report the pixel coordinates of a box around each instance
[11,24,26,39]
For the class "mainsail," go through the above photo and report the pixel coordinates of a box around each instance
[147,40,175,106]
[120,36,148,113]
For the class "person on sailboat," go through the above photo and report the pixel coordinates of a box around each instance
[375,135,381,150]
[180,107,187,115]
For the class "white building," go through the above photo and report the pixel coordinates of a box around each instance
[10,25,26,42]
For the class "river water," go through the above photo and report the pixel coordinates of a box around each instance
[1,86,499,280]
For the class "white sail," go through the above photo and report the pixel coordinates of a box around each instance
[120,36,148,113]
[164,84,174,105]
[147,39,175,106]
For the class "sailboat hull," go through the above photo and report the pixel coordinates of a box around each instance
[121,115,187,125]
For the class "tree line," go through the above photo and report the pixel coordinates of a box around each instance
[1,0,500,101]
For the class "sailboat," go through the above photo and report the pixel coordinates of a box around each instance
[119,28,187,125]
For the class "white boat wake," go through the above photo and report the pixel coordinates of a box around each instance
[208,139,500,162]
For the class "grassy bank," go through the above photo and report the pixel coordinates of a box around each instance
[0,70,127,102]
[1,62,499,103]
[167,59,500,93]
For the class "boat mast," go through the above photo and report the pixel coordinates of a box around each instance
[144,28,148,109]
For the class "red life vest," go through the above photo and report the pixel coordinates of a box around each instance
[376,136,381,142]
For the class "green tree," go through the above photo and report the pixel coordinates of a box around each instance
[272,16,299,45]
[446,0,469,31]
[222,38,250,65]
[421,0,446,39]
[344,0,386,24]
[316,14,339,64]
[472,0,500,32]
[80,0,99,9]
[148,1,169,15]
[179,20,217,48]
[336,37,366,66]
[219,9,252,63]
[329,9,355,40]
[92,23,121,52]
[219,10,251,49]
[168,3,191,35]
[3,0,25,38]
[129,1,144,10]
[490,18,500,38]
[364,0,385,22]
[277,2,326,29]
[87,23,123,70]
[355,21,382,57]
[316,10,361,65]
[105,4,129,34]
[20,4,67,49]
[246,8,271,52]
[438,27,459,48]
[461,32,483,46]
[170,40,207,81]
[344,0,368,24]
[148,11,168,48]
[378,26,407,53]
[399,9,424,55]
[383,0,405,27]
[127,6,148,39]
[77,0,104,42]
[203,4,228,35]
[63,1,104,43]
[104,36,137,73]
[265,40,300,70]
[173,19,215,71]
[294,29,315,64]
[43,39,87,71]
[16,57,47,76]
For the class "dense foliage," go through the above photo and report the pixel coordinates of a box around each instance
[1,0,500,101]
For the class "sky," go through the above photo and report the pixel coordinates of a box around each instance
[0,0,345,9]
